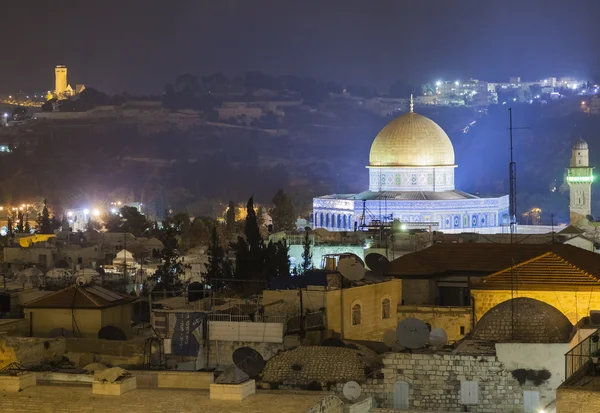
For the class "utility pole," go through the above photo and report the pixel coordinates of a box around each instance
[298,287,304,336]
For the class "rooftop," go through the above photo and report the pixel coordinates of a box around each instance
[23,285,135,309]
[0,385,332,413]
[318,189,481,201]
[386,243,600,281]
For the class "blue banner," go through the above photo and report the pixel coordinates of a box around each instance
[172,312,205,356]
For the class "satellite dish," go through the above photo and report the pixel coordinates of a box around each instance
[396,318,429,349]
[382,329,397,347]
[343,381,362,401]
[429,328,449,347]
[338,257,365,281]
[320,338,346,347]
[98,326,127,341]
[365,253,391,276]
[232,347,265,379]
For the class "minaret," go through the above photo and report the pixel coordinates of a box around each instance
[567,138,594,224]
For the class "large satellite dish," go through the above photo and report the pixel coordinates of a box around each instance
[232,347,265,379]
[382,329,397,347]
[396,318,429,349]
[343,381,362,401]
[429,328,449,348]
[337,256,365,281]
[365,253,391,276]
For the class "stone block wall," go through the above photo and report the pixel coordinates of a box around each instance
[208,340,282,369]
[0,318,29,337]
[556,386,600,413]
[65,337,146,356]
[373,352,543,412]
[307,395,344,413]
[396,305,471,342]
[0,337,66,369]
[472,288,600,325]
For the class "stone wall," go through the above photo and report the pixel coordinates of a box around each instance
[396,305,471,342]
[307,394,344,413]
[66,337,146,356]
[373,352,550,412]
[402,280,433,305]
[208,340,282,369]
[472,288,600,324]
[0,337,66,369]
[261,346,366,386]
[0,318,29,336]
[556,386,600,413]
[344,397,372,413]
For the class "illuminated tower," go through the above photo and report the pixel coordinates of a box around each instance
[55,65,67,96]
[567,138,594,224]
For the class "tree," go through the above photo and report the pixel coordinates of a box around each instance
[275,239,290,278]
[16,211,24,233]
[6,215,13,236]
[206,225,227,289]
[230,196,266,293]
[106,206,150,236]
[39,198,52,234]
[151,219,187,298]
[299,231,313,274]
[270,189,296,232]
[226,200,236,236]
[24,215,31,233]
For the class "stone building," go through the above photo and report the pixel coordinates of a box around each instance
[263,273,402,341]
[367,298,573,412]
[386,243,600,340]
[22,285,135,338]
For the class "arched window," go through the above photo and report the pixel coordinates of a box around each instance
[337,215,341,229]
[352,304,361,325]
[343,215,347,229]
[319,213,324,227]
[331,214,337,228]
[326,214,330,227]
[382,298,391,319]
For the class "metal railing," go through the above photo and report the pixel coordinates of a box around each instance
[565,327,600,384]
[207,313,287,324]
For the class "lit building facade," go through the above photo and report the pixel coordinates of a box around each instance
[313,99,509,233]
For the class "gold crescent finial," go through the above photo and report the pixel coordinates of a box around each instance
[410,94,414,113]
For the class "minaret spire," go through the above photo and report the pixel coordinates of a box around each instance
[410,94,414,113]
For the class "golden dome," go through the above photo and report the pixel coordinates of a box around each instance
[369,112,455,167]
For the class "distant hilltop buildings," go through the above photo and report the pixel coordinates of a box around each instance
[49,65,85,100]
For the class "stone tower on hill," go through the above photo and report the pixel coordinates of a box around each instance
[567,138,593,224]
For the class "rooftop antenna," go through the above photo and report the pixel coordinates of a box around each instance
[509,108,517,242]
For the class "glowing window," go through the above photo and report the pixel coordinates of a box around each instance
[352,304,361,326]
[382,298,391,319]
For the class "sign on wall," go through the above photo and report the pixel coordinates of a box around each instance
[172,312,205,356]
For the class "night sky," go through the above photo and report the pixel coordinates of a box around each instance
[3,0,599,94]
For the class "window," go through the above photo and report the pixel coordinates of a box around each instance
[523,390,540,413]
[352,304,361,325]
[460,326,465,335]
[382,298,391,319]
[393,380,409,409]
[460,381,479,405]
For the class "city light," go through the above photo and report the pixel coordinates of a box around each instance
[93,209,100,217]
[83,209,90,215]
[67,211,73,217]
[566,176,594,183]
[582,101,586,105]
[111,208,117,214]
[435,81,441,86]
[454,80,459,86]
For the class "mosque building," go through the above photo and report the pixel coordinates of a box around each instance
[313,97,510,233]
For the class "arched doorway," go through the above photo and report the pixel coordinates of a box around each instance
[393,380,409,409]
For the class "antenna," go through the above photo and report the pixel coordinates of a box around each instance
[343,381,362,401]
[232,347,265,379]
[337,256,365,281]
[429,328,448,348]
[509,108,517,241]
[382,329,397,347]
[365,253,391,276]
[396,318,429,349]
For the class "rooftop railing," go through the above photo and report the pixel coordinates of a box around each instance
[565,327,600,384]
